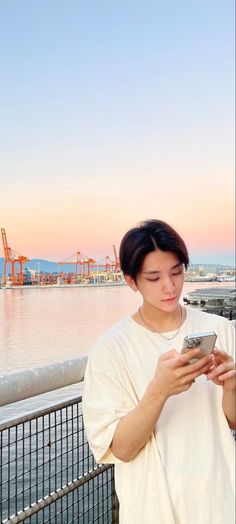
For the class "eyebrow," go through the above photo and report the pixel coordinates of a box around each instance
[142,263,183,275]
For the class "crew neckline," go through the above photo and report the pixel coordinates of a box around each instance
[127,305,190,337]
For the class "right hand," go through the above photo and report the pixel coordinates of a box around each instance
[151,348,213,400]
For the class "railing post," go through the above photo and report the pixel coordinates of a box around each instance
[111,465,119,523]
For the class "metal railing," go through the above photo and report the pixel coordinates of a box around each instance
[0,395,119,524]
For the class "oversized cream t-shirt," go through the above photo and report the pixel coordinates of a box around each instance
[83,307,235,524]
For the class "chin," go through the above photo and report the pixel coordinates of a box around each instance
[159,300,179,311]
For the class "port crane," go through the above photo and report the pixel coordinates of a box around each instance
[58,247,119,278]
[58,251,84,275]
[58,251,97,277]
[1,228,29,285]
[113,244,120,271]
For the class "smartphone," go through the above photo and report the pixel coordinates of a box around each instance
[181,331,217,363]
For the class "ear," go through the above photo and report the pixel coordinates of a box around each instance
[124,274,138,292]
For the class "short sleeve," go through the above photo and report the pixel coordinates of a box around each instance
[82,339,136,464]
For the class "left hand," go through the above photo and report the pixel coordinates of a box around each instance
[206,348,236,391]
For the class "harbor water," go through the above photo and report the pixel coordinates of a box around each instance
[0,281,234,376]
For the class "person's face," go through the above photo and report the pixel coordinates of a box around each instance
[126,250,185,312]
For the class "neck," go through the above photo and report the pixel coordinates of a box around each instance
[140,303,182,332]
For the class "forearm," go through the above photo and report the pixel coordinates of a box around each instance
[110,381,166,462]
[222,389,236,429]
[110,349,211,462]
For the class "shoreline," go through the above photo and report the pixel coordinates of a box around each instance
[1,280,235,290]
[0,281,128,290]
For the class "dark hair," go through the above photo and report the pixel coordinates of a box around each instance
[119,219,189,281]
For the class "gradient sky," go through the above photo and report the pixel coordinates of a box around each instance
[0,1,235,265]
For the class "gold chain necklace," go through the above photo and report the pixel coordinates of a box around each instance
[138,304,184,341]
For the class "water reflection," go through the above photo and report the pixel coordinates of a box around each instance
[0,282,233,375]
[0,286,140,374]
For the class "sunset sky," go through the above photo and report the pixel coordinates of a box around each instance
[0,1,235,265]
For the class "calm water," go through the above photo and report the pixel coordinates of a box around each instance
[0,282,234,375]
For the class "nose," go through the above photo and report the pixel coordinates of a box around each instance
[162,276,175,294]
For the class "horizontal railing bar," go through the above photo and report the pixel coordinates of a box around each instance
[0,395,82,431]
[0,357,87,407]
[2,465,112,524]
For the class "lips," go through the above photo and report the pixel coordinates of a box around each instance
[162,297,177,302]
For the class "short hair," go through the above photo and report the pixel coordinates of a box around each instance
[119,219,189,281]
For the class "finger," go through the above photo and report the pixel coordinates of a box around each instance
[204,362,216,373]
[177,348,201,365]
[185,353,214,373]
[218,369,236,381]
[184,363,212,383]
[213,348,233,362]
[212,355,224,366]
[207,362,235,380]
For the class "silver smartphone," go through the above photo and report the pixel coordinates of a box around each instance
[181,331,217,363]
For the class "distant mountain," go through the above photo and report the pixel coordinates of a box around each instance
[0,258,78,275]
[25,259,59,272]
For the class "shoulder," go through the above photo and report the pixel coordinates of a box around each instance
[93,316,135,349]
[86,316,135,371]
[186,306,235,356]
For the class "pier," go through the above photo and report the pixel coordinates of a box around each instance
[183,287,236,319]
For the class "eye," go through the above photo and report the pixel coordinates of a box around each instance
[171,270,183,276]
[146,277,160,282]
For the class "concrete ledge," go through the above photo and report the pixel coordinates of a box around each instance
[0,357,87,407]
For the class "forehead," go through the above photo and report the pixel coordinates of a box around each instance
[141,250,180,273]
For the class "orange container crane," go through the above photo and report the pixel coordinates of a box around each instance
[82,257,97,277]
[58,251,97,277]
[1,228,29,285]
[113,244,120,271]
[58,251,84,275]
